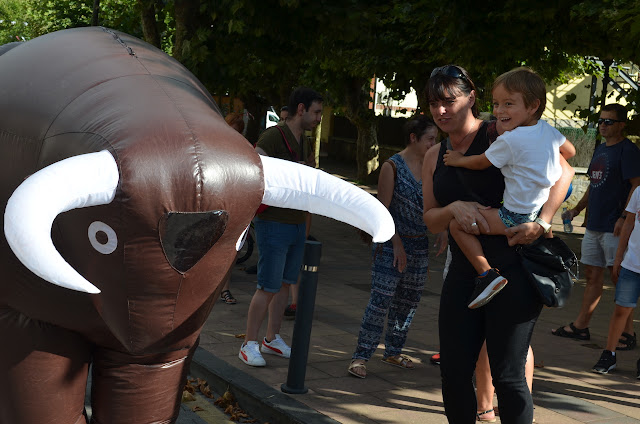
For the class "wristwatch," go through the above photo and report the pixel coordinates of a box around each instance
[534,217,552,234]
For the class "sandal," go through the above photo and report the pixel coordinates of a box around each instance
[617,332,637,351]
[220,290,237,305]
[381,355,414,369]
[552,322,590,340]
[348,360,366,378]
[476,409,496,423]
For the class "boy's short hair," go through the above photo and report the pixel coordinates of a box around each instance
[601,103,628,121]
[493,67,546,120]
[288,87,323,115]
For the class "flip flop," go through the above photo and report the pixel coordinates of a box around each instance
[348,360,366,378]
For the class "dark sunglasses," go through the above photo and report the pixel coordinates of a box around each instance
[598,118,625,126]
[430,65,467,82]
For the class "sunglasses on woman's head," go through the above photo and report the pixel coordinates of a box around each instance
[597,118,625,126]
[430,65,467,82]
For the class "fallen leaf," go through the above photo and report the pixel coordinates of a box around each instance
[235,333,246,338]
[223,390,235,403]
[181,391,196,402]
[192,406,205,412]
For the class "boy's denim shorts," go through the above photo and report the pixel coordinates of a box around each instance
[254,218,306,293]
[498,206,540,228]
[615,266,640,308]
[580,229,619,268]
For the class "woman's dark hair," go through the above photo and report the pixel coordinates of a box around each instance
[403,115,436,146]
[425,65,478,117]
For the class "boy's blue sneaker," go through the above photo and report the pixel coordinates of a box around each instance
[467,268,508,309]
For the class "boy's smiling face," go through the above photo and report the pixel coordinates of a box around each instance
[492,84,540,134]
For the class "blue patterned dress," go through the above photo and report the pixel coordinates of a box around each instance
[353,154,430,361]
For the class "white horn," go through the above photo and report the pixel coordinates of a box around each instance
[260,156,395,243]
[4,150,119,294]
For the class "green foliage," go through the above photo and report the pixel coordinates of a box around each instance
[8,0,142,41]
[11,0,640,174]
[0,0,30,43]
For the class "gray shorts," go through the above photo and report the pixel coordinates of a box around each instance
[580,229,619,268]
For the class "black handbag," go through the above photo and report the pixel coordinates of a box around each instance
[517,236,578,308]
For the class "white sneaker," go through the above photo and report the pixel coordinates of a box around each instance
[239,341,266,366]
[260,334,291,358]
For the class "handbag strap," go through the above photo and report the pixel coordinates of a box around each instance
[274,124,299,161]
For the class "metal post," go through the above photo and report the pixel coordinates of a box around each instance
[281,240,322,394]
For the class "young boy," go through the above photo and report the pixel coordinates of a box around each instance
[443,67,575,309]
[592,186,640,377]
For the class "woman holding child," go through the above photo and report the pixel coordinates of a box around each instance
[422,65,574,423]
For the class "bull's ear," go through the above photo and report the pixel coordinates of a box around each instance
[159,211,228,273]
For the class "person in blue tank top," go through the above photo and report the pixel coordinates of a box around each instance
[348,116,447,379]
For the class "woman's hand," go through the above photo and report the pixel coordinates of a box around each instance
[434,231,448,256]
[448,201,490,235]
[392,238,407,273]
[505,222,544,246]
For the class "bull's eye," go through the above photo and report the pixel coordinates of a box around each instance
[88,221,118,254]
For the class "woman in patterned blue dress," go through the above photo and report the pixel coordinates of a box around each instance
[348,116,446,378]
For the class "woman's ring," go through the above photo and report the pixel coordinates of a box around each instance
[471,222,478,227]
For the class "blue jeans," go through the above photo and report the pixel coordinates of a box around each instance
[254,218,306,293]
[615,267,640,307]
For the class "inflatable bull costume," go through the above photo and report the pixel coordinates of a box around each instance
[0,28,394,423]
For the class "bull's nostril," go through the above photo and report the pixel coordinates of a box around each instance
[159,211,228,273]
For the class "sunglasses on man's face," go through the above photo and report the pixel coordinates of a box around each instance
[598,118,625,126]
[430,65,467,82]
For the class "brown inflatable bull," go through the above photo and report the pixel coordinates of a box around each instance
[0,27,393,423]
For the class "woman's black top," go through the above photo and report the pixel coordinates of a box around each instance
[433,121,519,278]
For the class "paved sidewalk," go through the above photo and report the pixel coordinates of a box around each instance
[191,160,640,424]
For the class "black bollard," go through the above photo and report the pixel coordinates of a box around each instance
[281,240,322,394]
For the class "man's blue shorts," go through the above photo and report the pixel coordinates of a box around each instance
[254,218,306,293]
[615,266,640,308]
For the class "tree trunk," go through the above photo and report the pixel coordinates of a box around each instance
[344,77,379,183]
[91,0,100,26]
[173,0,198,62]
[137,0,161,48]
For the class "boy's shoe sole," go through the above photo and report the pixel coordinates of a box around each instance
[468,277,508,309]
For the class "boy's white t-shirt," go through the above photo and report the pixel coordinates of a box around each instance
[484,120,565,214]
[622,187,640,273]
